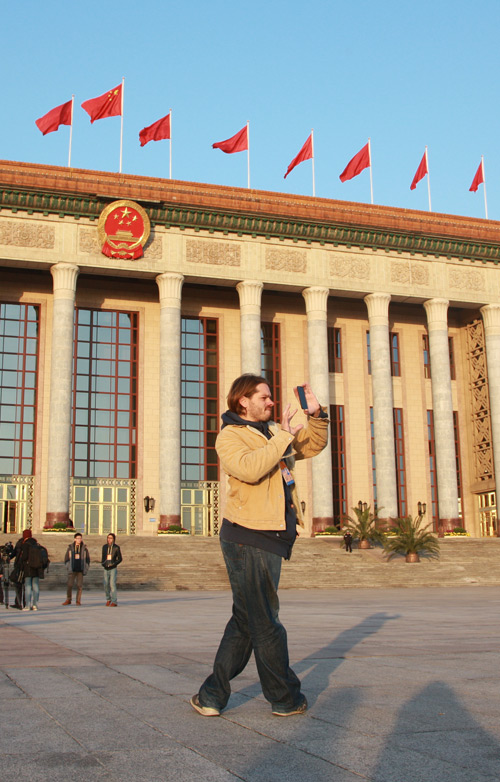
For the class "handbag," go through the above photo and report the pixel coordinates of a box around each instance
[9,565,24,584]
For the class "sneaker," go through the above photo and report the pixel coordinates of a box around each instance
[22,607,29,611]
[272,697,308,717]
[106,600,111,606]
[109,602,117,607]
[190,694,220,717]
[32,606,38,611]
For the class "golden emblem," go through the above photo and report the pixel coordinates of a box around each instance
[98,200,150,260]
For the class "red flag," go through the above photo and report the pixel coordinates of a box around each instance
[469,161,484,192]
[139,113,171,147]
[35,100,72,135]
[212,125,248,154]
[339,143,370,182]
[410,151,428,190]
[284,134,313,179]
[81,84,122,124]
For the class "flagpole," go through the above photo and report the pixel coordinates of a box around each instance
[481,156,488,219]
[311,129,315,197]
[247,121,250,189]
[68,96,74,168]
[425,146,431,212]
[119,77,125,173]
[368,138,373,204]
[169,109,172,179]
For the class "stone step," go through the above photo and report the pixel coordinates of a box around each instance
[2,533,500,591]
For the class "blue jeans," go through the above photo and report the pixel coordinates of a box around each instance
[103,567,117,603]
[24,577,39,608]
[198,539,303,713]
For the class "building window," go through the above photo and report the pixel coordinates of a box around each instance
[422,334,431,379]
[426,410,438,526]
[390,333,401,377]
[0,303,39,475]
[330,405,347,525]
[366,331,371,375]
[453,410,463,504]
[71,309,138,479]
[181,317,219,482]
[328,327,342,373]
[261,322,281,419]
[393,408,407,517]
[422,334,456,380]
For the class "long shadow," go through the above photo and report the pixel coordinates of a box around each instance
[234,611,399,707]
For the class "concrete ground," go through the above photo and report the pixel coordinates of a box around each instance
[1,586,499,782]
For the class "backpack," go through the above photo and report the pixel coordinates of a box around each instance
[28,543,49,570]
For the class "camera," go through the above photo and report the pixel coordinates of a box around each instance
[0,542,14,563]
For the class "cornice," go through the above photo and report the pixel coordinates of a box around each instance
[1,159,499,264]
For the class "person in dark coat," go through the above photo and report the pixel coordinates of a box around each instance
[21,531,47,611]
[101,533,122,606]
[343,529,353,553]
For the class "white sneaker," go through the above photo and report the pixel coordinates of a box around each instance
[32,606,38,611]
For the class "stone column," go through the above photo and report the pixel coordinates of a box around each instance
[156,272,184,531]
[236,280,263,375]
[45,263,79,528]
[424,298,460,534]
[480,304,500,536]
[364,293,398,519]
[302,286,333,532]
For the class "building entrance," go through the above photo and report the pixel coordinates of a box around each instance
[181,482,219,535]
[71,479,136,535]
[478,492,497,536]
[0,478,33,535]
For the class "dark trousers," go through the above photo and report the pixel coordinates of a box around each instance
[198,539,303,714]
[67,571,84,600]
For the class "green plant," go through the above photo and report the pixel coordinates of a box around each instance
[453,526,467,534]
[383,515,440,561]
[316,526,342,535]
[343,505,385,545]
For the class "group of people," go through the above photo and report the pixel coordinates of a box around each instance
[0,530,122,610]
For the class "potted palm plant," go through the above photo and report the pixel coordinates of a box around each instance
[383,515,439,563]
[343,504,385,549]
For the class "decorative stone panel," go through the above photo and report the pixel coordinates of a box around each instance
[265,247,306,273]
[449,268,485,292]
[186,239,240,267]
[79,227,162,259]
[0,219,55,249]
[330,254,370,281]
[391,260,429,286]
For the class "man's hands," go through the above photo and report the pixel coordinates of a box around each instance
[293,383,321,417]
[281,384,321,434]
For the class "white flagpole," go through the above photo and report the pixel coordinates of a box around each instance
[247,121,250,189]
[119,77,125,173]
[368,137,373,204]
[68,95,74,168]
[311,128,315,197]
[482,156,488,219]
[425,146,432,211]
[169,109,172,179]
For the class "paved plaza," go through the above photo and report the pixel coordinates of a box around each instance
[1,585,500,781]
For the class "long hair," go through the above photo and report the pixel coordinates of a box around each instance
[227,374,270,415]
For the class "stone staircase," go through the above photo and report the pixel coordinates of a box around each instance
[2,533,500,591]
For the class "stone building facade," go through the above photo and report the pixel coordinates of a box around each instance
[1,159,499,537]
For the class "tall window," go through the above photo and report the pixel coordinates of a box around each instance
[366,331,371,375]
[370,407,377,507]
[330,405,347,525]
[181,317,219,481]
[71,309,138,479]
[422,334,456,380]
[390,333,401,377]
[261,322,281,419]
[393,408,407,517]
[426,411,438,525]
[0,303,39,475]
[328,327,343,373]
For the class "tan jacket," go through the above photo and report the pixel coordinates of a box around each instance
[216,412,329,531]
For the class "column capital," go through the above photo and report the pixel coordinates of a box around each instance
[364,292,390,325]
[50,263,79,300]
[156,272,184,308]
[424,298,449,330]
[236,280,263,315]
[302,286,329,319]
[481,304,500,335]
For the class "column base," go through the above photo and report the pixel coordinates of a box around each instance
[44,512,73,530]
[312,517,334,535]
[158,514,181,531]
[437,517,461,538]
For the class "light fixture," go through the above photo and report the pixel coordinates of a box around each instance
[417,501,427,516]
[144,496,155,513]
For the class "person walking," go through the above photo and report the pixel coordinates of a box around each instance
[21,532,49,610]
[62,532,90,605]
[343,529,353,553]
[101,533,122,606]
[190,374,329,718]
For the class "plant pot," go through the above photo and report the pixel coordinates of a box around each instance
[405,552,420,563]
[359,539,371,549]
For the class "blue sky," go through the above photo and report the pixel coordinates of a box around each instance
[2,0,500,219]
